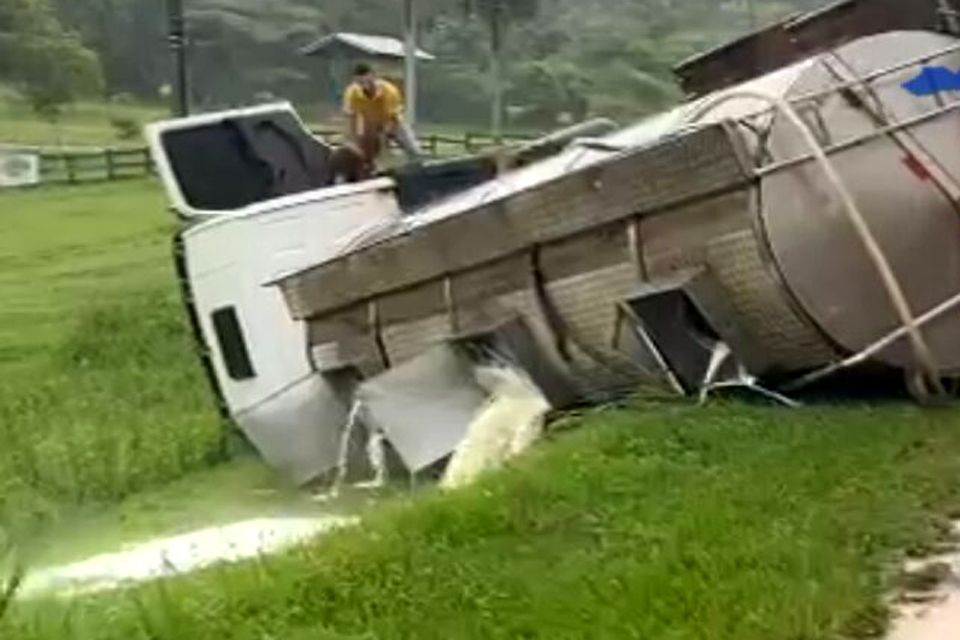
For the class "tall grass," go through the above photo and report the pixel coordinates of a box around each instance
[0,292,226,535]
[0,182,225,539]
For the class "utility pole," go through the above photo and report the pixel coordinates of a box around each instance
[489,1,505,144]
[403,0,418,129]
[167,0,190,117]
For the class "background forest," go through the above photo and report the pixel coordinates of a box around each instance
[4,0,831,130]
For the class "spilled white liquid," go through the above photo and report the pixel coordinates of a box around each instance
[442,365,551,490]
[888,587,960,640]
[313,400,388,503]
[317,360,551,496]
[886,522,960,640]
[18,516,356,599]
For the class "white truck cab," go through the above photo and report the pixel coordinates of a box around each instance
[147,104,404,484]
[147,102,611,485]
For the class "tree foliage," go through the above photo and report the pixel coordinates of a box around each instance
[34,0,833,126]
[0,0,103,117]
[462,0,540,23]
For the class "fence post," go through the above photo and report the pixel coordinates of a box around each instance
[429,135,438,157]
[105,149,116,181]
[143,148,153,175]
[65,155,76,184]
[465,133,474,154]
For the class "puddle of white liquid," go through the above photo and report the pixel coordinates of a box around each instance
[886,522,960,640]
[888,590,960,640]
[18,516,356,599]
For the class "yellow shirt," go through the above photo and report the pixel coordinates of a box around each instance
[343,79,403,131]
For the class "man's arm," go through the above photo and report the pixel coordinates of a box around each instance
[383,82,404,131]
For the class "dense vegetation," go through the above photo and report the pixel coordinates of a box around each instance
[0,0,102,116]
[8,0,831,128]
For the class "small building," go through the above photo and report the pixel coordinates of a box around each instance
[301,32,435,101]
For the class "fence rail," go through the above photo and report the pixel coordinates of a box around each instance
[1,129,534,189]
[311,129,534,157]
[38,148,154,185]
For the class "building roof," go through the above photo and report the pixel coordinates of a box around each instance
[300,32,435,61]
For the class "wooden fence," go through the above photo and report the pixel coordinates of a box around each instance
[312,128,534,157]
[3,129,534,188]
[38,147,154,185]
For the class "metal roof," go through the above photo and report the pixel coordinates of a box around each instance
[300,32,435,61]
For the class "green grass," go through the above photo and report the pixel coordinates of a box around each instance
[0,93,165,147]
[4,402,960,639]
[0,181,225,539]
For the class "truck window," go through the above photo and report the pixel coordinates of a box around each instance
[211,306,256,381]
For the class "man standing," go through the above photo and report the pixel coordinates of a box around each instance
[343,63,423,175]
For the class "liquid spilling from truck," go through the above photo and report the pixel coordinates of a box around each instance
[147,0,960,487]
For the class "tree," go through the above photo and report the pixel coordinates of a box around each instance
[462,0,540,139]
[52,0,169,100]
[186,0,325,107]
[0,0,103,119]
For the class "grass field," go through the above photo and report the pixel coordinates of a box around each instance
[4,403,960,639]
[2,180,960,639]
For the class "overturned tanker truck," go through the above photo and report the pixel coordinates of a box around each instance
[148,0,960,484]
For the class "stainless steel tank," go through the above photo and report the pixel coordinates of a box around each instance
[617,30,960,377]
[760,31,960,374]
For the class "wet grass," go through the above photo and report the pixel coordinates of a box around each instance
[4,402,960,639]
[0,181,225,539]
[21,457,355,570]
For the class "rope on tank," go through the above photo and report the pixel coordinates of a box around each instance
[688,91,947,401]
[784,291,960,392]
[938,0,960,35]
